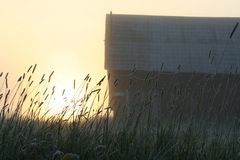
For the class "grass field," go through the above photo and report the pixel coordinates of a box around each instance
[0,65,240,160]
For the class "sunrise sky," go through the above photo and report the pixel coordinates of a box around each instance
[1,0,240,90]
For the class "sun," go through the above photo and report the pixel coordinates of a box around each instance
[42,76,109,120]
[48,86,75,115]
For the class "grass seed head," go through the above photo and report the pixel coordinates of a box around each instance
[62,153,79,160]
[49,71,54,82]
[32,64,37,73]
[27,65,33,73]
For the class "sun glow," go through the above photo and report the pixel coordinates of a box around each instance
[47,86,75,116]
[42,75,110,120]
[1,64,110,120]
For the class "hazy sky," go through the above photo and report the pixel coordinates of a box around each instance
[1,0,240,88]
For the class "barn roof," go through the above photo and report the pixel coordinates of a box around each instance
[105,14,240,74]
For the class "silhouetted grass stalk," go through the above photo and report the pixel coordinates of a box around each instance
[0,65,239,159]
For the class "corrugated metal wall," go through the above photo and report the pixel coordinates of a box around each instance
[105,14,240,74]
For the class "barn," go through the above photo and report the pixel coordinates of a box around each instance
[105,13,240,121]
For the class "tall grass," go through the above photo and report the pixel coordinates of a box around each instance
[0,65,240,160]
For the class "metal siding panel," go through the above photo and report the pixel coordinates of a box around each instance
[105,14,240,74]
